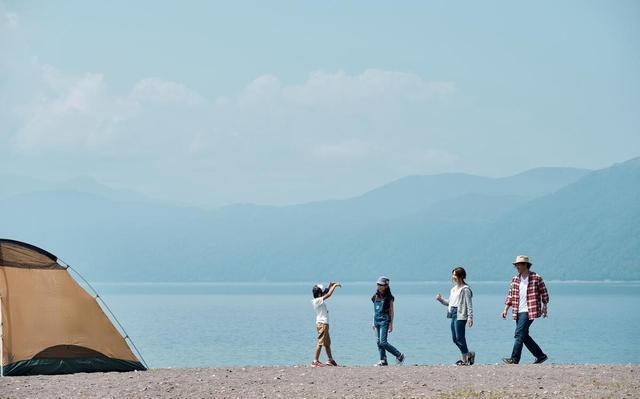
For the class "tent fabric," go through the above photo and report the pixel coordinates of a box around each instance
[3,357,144,376]
[0,239,62,269]
[0,239,146,375]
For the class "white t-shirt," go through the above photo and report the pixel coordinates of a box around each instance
[518,275,529,313]
[312,297,329,324]
[448,285,463,311]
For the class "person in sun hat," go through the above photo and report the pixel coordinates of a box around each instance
[501,255,550,365]
[371,276,405,366]
[310,281,341,367]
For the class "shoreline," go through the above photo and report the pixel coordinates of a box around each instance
[2,364,638,398]
[89,280,640,285]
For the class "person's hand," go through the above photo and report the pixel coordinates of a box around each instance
[371,324,376,331]
[335,282,342,288]
[435,293,443,302]
[467,319,473,327]
[542,306,548,318]
[501,310,508,319]
[388,323,393,333]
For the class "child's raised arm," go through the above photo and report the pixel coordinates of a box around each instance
[322,282,341,300]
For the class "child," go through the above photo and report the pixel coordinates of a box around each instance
[371,276,405,366]
[311,281,341,367]
[436,266,475,365]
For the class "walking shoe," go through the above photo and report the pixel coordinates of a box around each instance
[396,353,405,365]
[502,357,518,364]
[311,360,325,367]
[455,360,465,366]
[468,351,476,365]
[326,359,338,366]
[533,355,548,364]
[374,360,388,367]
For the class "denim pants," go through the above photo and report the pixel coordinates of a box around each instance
[375,318,401,361]
[511,312,545,362]
[449,307,469,355]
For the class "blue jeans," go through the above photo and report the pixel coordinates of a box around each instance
[450,307,469,355]
[375,318,401,361]
[511,312,545,363]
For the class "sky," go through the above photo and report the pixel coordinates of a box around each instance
[1,1,639,207]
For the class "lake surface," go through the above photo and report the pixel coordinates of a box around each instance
[92,281,640,368]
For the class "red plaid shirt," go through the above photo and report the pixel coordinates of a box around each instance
[504,272,549,320]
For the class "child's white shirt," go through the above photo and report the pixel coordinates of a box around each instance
[312,297,329,324]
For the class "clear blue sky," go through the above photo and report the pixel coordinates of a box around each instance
[1,1,638,206]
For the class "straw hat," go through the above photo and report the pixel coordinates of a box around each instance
[512,255,532,265]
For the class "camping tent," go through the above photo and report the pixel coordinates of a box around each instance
[0,239,146,376]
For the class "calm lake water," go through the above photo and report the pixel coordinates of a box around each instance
[93,281,640,368]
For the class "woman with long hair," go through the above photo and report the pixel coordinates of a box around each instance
[371,276,405,366]
[436,266,475,365]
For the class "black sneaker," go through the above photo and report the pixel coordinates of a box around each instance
[468,352,476,365]
[533,355,548,364]
[374,360,388,367]
[502,357,518,364]
[455,360,464,366]
[396,353,405,365]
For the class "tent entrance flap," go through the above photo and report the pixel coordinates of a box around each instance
[34,345,108,359]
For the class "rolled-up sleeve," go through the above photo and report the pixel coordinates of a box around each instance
[504,282,513,306]
[539,278,549,305]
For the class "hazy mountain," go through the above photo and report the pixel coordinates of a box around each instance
[1,161,637,282]
[0,174,150,204]
[345,167,591,220]
[468,157,640,280]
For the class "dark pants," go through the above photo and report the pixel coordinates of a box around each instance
[450,307,469,355]
[375,319,401,361]
[511,312,545,363]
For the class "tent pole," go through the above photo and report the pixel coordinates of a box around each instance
[63,263,149,370]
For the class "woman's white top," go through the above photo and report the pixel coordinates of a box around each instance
[448,285,463,311]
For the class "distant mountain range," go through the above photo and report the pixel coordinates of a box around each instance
[1,158,638,282]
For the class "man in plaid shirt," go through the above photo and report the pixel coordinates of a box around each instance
[501,255,549,364]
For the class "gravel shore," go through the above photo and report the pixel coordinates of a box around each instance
[1,364,638,399]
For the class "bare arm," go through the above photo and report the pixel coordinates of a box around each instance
[322,282,341,300]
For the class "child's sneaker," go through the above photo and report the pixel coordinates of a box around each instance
[311,360,325,367]
[325,359,338,366]
[374,360,388,367]
[396,353,405,365]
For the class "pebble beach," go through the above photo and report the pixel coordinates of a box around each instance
[1,364,638,399]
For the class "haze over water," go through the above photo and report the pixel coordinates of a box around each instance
[97,281,640,368]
